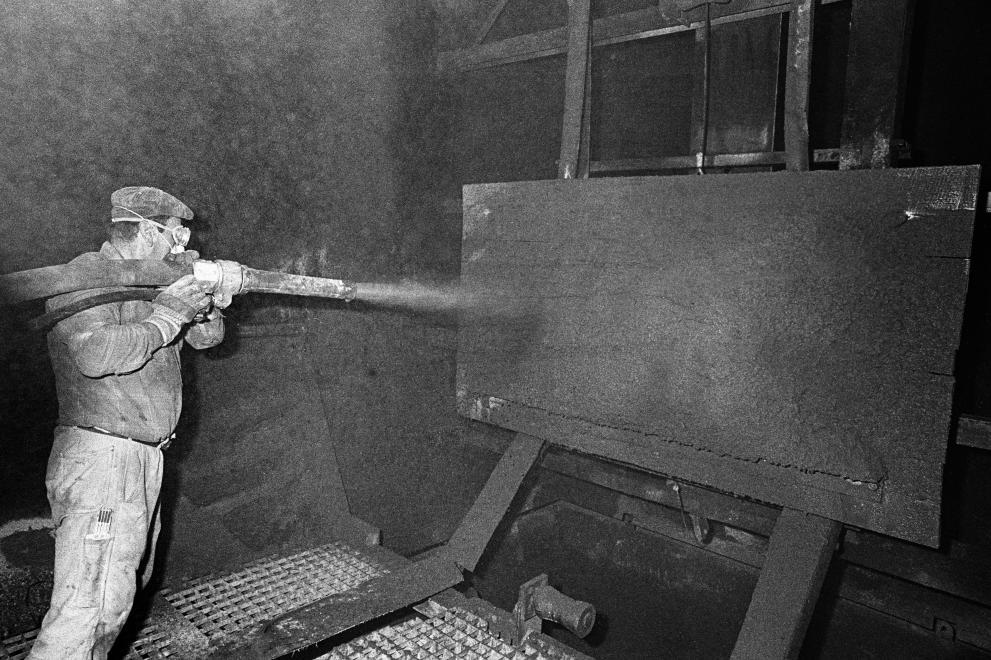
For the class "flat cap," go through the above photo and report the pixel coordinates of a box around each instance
[110,186,193,220]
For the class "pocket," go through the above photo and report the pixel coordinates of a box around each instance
[72,522,114,609]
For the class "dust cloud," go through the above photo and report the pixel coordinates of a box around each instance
[354,280,525,319]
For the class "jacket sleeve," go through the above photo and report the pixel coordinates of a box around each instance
[50,292,167,377]
[185,312,225,350]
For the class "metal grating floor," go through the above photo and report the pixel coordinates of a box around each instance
[163,540,403,642]
[124,620,175,659]
[322,602,593,660]
[0,631,33,660]
[2,540,405,659]
[3,566,594,660]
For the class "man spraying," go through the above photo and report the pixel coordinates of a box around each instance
[29,187,224,659]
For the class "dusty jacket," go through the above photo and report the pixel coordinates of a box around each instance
[46,243,224,442]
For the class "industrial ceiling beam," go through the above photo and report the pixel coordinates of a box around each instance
[437,0,845,73]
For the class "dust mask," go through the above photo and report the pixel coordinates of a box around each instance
[111,207,190,254]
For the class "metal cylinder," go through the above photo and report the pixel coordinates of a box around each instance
[240,267,357,301]
[531,585,596,638]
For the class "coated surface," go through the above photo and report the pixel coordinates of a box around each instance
[457,167,979,545]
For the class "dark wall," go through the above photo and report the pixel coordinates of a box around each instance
[0,3,435,300]
[162,314,501,581]
[0,0,445,278]
[903,0,991,547]
[0,0,504,632]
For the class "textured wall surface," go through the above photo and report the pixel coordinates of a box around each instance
[0,0,501,632]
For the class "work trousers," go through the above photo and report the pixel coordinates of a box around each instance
[29,426,163,660]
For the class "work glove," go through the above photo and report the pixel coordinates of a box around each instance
[165,250,200,267]
[145,275,212,344]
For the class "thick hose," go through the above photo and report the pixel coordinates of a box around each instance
[0,261,190,304]
[28,288,160,331]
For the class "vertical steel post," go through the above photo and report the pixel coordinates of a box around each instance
[839,0,915,169]
[784,0,814,171]
[558,0,593,179]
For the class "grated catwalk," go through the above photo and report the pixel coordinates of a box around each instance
[0,620,174,660]
[319,603,591,660]
[163,541,403,642]
[1,543,591,659]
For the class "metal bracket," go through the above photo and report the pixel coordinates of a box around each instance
[512,574,549,643]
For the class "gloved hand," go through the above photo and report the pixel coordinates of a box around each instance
[145,275,212,344]
[165,250,200,267]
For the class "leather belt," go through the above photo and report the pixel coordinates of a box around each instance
[71,425,173,451]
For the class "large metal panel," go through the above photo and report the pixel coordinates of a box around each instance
[457,167,980,546]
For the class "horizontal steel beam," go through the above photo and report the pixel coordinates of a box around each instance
[589,148,856,173]
[438,0,846,72]
[540,448,779,536]
[956,414,991,451]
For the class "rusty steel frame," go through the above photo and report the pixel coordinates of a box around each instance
[444,1,820,181]
[839,0,916,169]
[588,147,859,173]
[437,0,846,73]
[783,0,814,171]
[446,433,545,571]
[557,0,592,179]
[730,509,841,659]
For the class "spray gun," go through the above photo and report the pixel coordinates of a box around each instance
[190,259,357,309]
[0,258,360,330]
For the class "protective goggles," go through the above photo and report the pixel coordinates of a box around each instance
[111,206,190,248]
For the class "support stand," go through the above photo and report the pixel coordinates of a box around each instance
[730,508,842,660]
